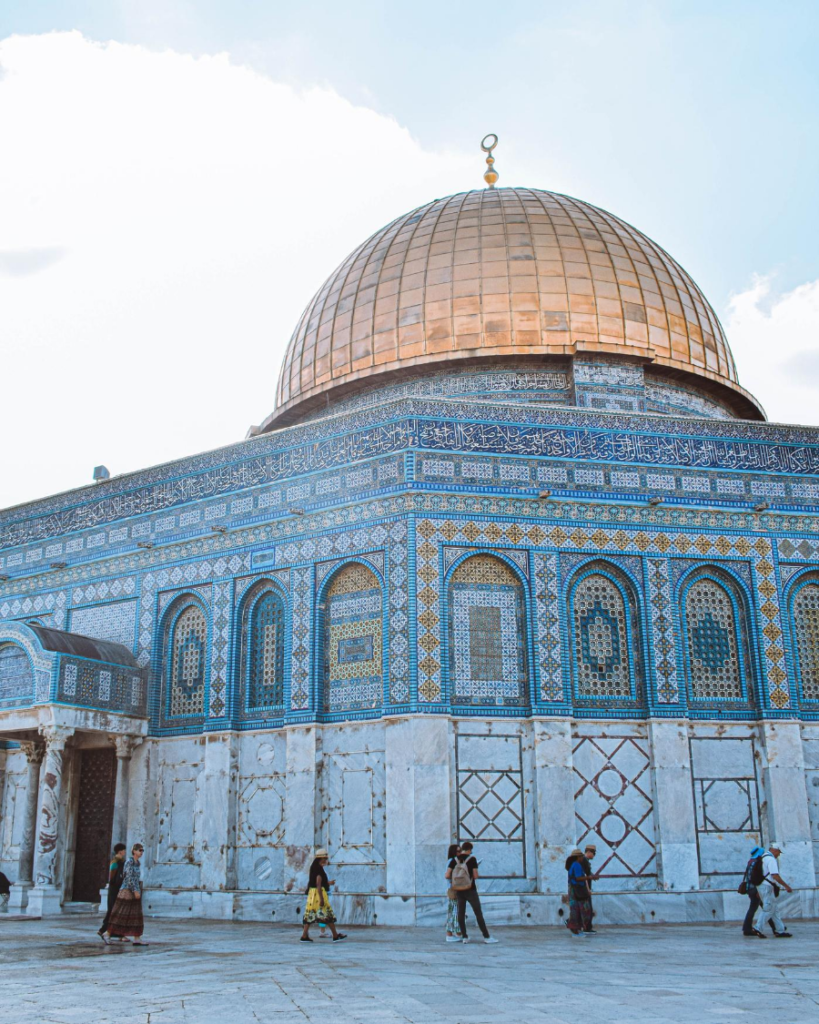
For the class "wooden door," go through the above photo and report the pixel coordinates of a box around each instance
[71,748,116,903]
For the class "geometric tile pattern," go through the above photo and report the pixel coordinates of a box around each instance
[684,578,744,701]
[573,734,657,885]
[69,599,138,650]
[290,565,312,711]
[571,573,632,698]
[533,551,563,701]
[449,555,528,706]
[167,603,208,718]
[248,589,285,709]
[458,768,524,842]
[646,558,679,703]
[751,539,790,710]
[387,520,410,704]
[792,581,819,700]
[0,642,34,703]
[209,579,233,718]
[411,515,803,712]
[324,563,382,713]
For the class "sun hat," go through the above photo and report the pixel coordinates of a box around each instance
[570,848,583,857]
[768,840,783,851]
[315,847,330,859]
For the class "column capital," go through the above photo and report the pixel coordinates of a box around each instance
[38,724,74,751]
[110,734,143,760]
[18,739,45,765]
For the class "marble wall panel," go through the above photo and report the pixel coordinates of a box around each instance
[0,752,26,874]
[572,722,658,891]
[151,744,203,889]
[318,723,386,893]
[689,733,761,888]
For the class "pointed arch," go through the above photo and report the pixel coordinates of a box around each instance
[320,561,384,715]
[159,594,210,724]
[446,552,529,707]
[237,580,287,713]
[787,571,819,703]
[567,560,646,707]
[680,567,754,705]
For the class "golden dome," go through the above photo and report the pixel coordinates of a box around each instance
[268,187,763,426]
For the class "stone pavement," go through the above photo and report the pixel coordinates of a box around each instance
[1,915,818,1024]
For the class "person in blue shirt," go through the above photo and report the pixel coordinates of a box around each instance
[565,849,595,935]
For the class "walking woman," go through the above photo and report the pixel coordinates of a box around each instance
[98,843,127,943]
[300,848,347,942]
[445,844,463,943]
[565,848,594,936]
[107,843,148,945]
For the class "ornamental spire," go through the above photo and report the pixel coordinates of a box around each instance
[481,134,499,188]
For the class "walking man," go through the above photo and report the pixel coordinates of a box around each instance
[580,844,599,933]
[753,842,793,938]
[741,846,765,937]
[445,841,498,945]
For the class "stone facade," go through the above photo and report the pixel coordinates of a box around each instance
[1,184,818,924]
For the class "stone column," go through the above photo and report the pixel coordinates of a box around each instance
[7,740,45,913]
[110,735,142,850]
[532,718,576,892]
[383,716,415,924]
[648,719,699,891]
[757,720,816,890]
[198,732,238,919]
[411,717,451,909]
[28,724,73,916]
[283,724,320,895]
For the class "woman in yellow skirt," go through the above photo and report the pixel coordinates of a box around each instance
[300,848,347,942]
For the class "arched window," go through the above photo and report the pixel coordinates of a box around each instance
[0,643,34,704]
[683,575,747,701]
[247,588,285,709]
[448,554,528,706]
[323,563,383,714]
[570,569,638,700]
[792,579,819,700]
[166,600,208,718]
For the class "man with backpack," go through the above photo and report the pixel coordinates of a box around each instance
[753,842,793,938]
[740,846,765,937]
[445,841,499,944]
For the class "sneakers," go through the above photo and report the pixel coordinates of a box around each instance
[484,936,499,944]
[461,937,470,943]
[445,936,461,943]
[773,931,793,938]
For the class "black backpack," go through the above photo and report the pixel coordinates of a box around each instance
[749,856,764,886]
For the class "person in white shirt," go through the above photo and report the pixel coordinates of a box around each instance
[753,842,793,938]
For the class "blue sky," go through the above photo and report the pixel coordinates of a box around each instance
[5,0,818,301]
[1,2,818,507]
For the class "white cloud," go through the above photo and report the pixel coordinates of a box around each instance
[726,275,819,427]
[0,31,472,509]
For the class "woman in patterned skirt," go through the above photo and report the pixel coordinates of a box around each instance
[108,844,148,945]
[300,848,347,942]
[445,844,463,942]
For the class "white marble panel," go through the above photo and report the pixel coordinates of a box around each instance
[690,737,755,779]
[373,894,415,926]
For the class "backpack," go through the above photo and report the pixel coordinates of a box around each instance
[750,856,764,886]
[451,859,473,891]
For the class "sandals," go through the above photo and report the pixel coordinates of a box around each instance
[300,936,313,942]
[332,933,348,941]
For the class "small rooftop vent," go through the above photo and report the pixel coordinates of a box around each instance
[93,465,110,483]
